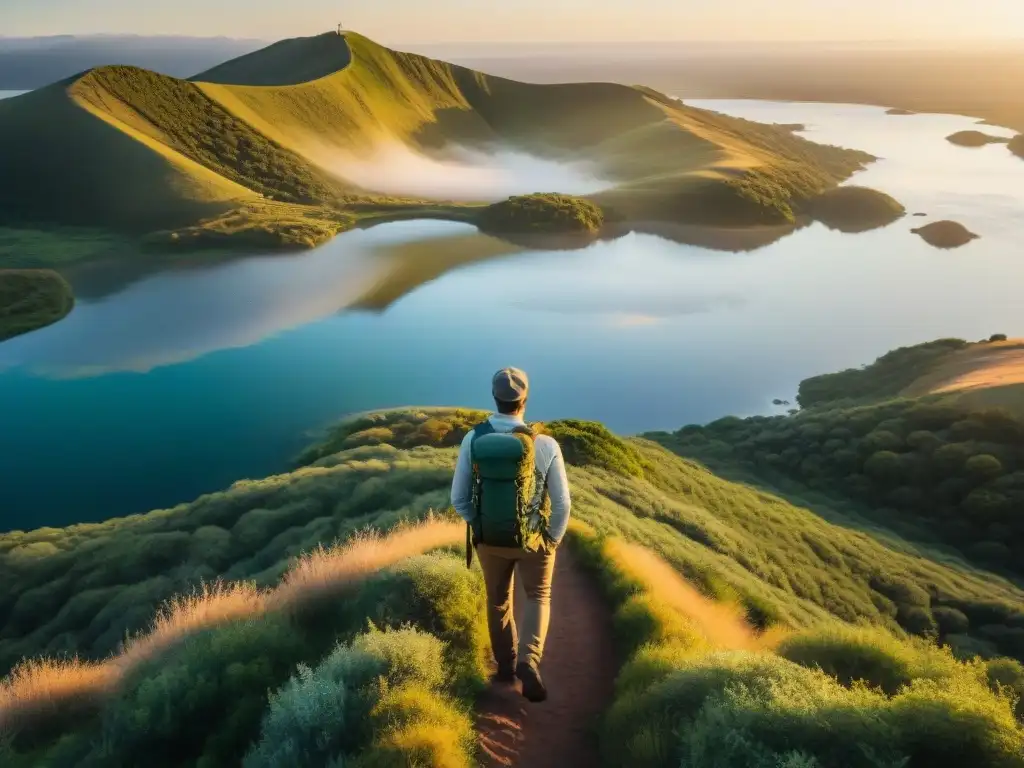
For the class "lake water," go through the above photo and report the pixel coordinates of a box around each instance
[2,99,1024,530]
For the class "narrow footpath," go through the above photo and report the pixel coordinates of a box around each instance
[474,549,618,767]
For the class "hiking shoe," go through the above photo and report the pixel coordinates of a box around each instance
[515,662,548,703]
[491,664,516,684]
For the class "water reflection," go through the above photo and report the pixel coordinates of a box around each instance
[3,100,1024,527]
[0,222,521,377]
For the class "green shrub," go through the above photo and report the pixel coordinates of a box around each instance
[540,419,649,478]
[986,658,1024,719]
[297,409,486,465]
[244,628,454,768]
[96,615,306,767]
[935,606,971,636]
[478,193,605,235]
[967,454,1006,481]
[777,625,956,695]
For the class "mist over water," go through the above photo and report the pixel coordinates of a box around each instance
[323,141,612,201]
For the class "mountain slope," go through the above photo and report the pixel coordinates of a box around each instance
[0,31,875,244]
[1,410,1023,766]
[659,338,1024,586]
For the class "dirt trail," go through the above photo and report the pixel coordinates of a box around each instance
[475,548,617,768]
[473,540,775,766]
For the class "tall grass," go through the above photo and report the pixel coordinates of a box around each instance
[606,539,784,652]
[0,518,463,741]
[570,524,1024,768]
[272,520,464,612]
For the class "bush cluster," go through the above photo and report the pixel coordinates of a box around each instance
[671,397,1024,584]
[570,527,1024,768]
[477,193,605,235]
[2,551,485,767]
[0,443,463,675]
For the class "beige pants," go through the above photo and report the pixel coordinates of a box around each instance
[476,543,557,670]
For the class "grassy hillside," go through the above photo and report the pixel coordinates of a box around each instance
[798,336,1024,413]
[0,269,74,341]
[659,338,1024,583]
[194,32,353,86]
[0,30,877,254]
[2,409,1023,765]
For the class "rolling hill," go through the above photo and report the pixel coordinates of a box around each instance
[659,336,1024,584]
[1,409,1023,766]
[0,31,879,253]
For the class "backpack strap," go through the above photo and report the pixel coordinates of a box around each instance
[467,421,495,556]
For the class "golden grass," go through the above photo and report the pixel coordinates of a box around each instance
[901,339,1024,416]
[0,658,111,735]
[118,581,267,672]
[606,539,785,652]
[903,340,1024,394]
[0,518,464,739]
[70,76,255,206]
[270,519,465,611]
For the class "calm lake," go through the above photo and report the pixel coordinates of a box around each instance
[2,97,1024,530]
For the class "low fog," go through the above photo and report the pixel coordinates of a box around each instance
[322,141,612,201]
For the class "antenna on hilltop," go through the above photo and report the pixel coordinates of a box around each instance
[337,22,344,35]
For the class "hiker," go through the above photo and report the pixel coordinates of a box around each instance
[450,367,571,703]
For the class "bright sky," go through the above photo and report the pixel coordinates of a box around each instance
[3,0,1023,42]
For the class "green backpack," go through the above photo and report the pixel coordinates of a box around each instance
[469,421,550,552]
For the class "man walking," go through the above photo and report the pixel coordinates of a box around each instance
[450,367,571,702]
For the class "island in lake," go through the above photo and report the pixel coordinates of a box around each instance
[946,130,1011,147]
[912,220,980,249]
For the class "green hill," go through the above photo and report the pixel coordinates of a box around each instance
[659,337,1024,582]
[0,269,74,341]
[0,31,878,256]
[1,409,1023,766]
[194,33,354,86]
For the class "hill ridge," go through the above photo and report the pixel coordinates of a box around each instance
[0,30,879,253]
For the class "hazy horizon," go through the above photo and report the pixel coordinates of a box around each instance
[3,0,1023,43]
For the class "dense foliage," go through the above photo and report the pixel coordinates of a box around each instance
[571,526,1024,768]
[0,269,74,341]
[4,407,1024,765]
[478,193,606,236]
[663,396,1024,589]
[151,202,355,251]
[797,338,970,408]
[2,553,485,767]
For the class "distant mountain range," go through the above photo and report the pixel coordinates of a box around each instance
[0,35,268,89]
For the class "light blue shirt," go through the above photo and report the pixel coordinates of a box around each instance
[450,413,572,544]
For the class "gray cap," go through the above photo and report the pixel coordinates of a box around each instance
[492,367,529,402]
